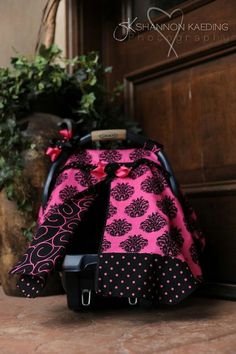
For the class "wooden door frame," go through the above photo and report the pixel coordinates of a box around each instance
[65,0,79,59]
[65,0,104,59]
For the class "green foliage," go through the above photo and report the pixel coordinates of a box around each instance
[22,221,37,242]
[0,44,138,241]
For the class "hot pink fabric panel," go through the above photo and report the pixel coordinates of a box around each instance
[39,147,204,281]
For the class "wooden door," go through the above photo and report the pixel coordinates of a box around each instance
[67,0,236,298]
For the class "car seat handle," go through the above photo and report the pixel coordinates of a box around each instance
[91,129,126,141]
[79,129,163,148]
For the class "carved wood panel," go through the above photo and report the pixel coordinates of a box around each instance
[126,48,236,184]
[68,0,236,297]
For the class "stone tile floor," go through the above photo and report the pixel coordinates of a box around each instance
[0,287,236,354]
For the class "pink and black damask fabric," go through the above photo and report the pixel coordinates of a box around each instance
[10,145,205,303]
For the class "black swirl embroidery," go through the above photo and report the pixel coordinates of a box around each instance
[45,203,60,218]
[10,195,95,298]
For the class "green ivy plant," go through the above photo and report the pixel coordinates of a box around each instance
[0,44,138,239]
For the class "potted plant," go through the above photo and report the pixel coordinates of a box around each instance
[0,44,138,295]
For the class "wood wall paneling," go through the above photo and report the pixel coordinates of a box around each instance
[103,0,236,88]
[68,0,236,298]
[191,194,236,283]
[66,0,104,58]
[126,49,236,185]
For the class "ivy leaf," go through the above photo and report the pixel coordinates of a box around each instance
[80,92,96,110]
[38,82,45,91]
[75,69,87,82]
[104,66,112,73]
[6,184,14,200]
[22,221,36,242]
[39,44,61,60]
[88,75,97,86]
[0,156,5,168]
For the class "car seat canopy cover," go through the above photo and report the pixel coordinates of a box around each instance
[10,145,205,304]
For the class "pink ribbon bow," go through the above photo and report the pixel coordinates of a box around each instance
[115,166,131,178]
[91,162,131,179]
[46,129,73,162]
[91,161,108,179]
[46,147,62,162]
[59,129,73,139]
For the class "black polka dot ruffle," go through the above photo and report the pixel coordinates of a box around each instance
[96,254,200,305]
[16,275,45,298]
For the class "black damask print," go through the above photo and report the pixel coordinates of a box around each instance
[74,170,97,187]
[101,239,111,252]
[45,203,60,218]
[119,235,148,252]
[184,216,204,243]
[129,165,149,180]
[152,166,170,181]
[140,212,167,232]
[55,173,68,187]
[141,175,167,195]
[157,196,178,220]
[183,197,204,246]
[184,196,194,215]
[129,148,151,161]
[182,195,204,244]
[106,219,132,236]
[99,150,122,162]
[59,185,78,201]
[157,227,184,257]
[111,183,134,201]
[184,216,196,233]
[189,243,199,264]
[68,150,92,164]
[125,197,149,217]
[107,204,117,218]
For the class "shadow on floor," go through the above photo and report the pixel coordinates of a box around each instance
[41,295,221,328]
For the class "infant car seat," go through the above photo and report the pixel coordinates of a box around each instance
[10,124,205,311]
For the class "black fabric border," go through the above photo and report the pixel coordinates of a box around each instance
[96,253,201,305]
